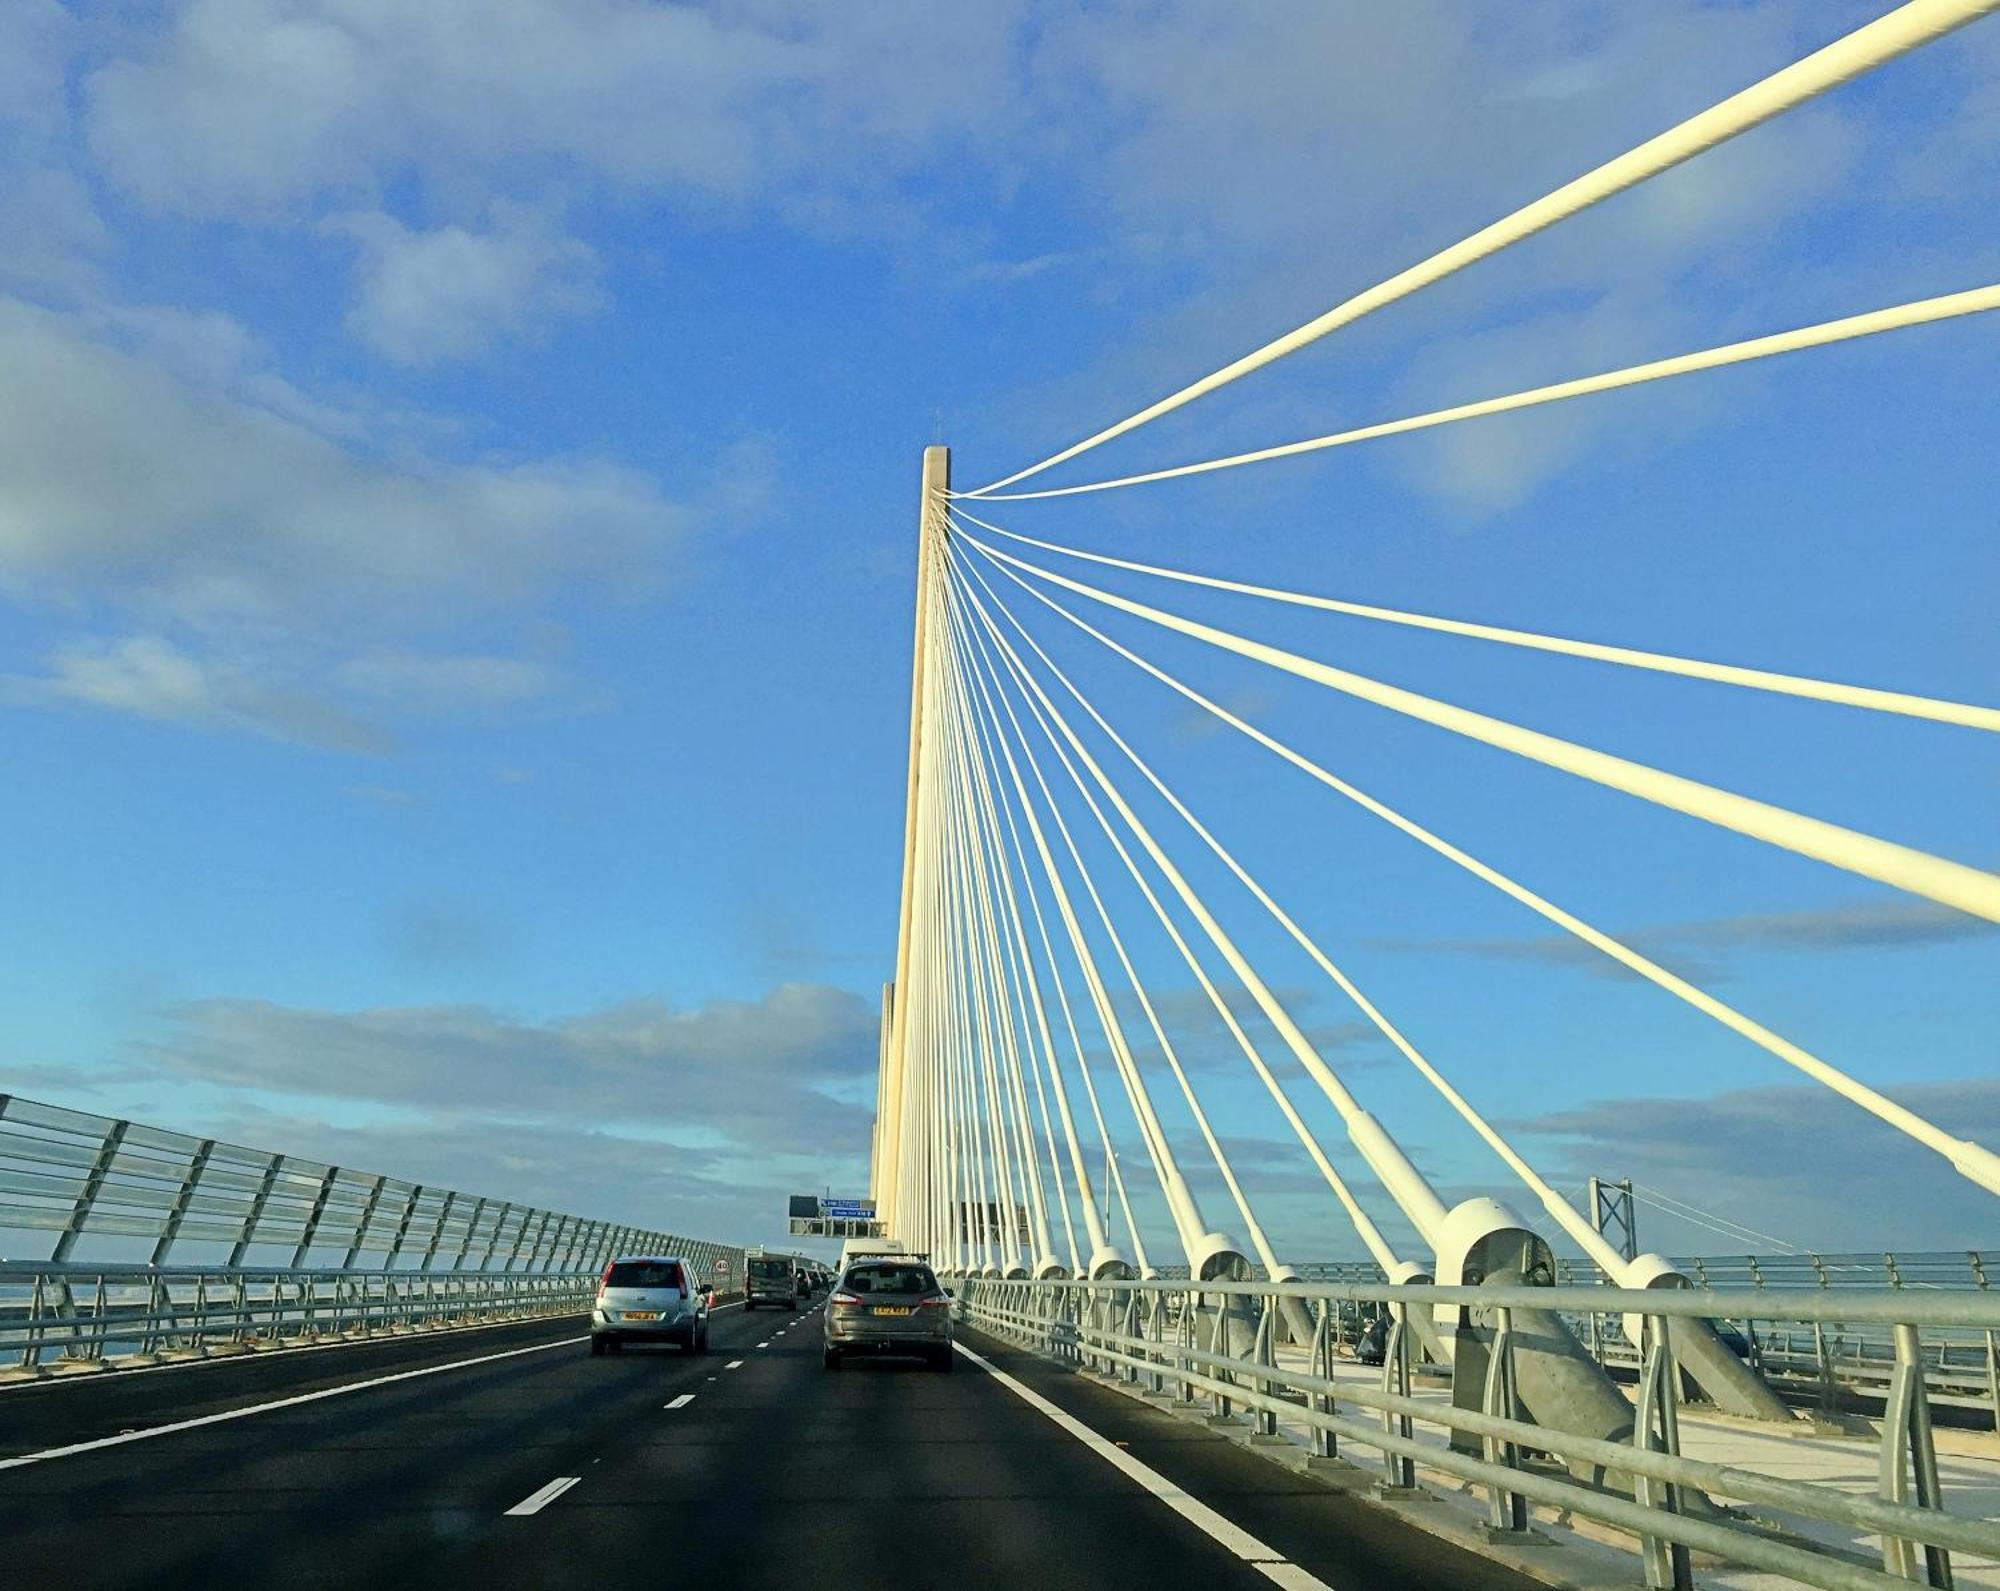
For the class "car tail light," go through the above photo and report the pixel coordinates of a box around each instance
[830,1291,864,1307]
[596,1261,615,1299]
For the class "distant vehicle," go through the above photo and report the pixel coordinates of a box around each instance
[836,1236,908,1271]
[823,1257,953,1371]
[745,1252,801,1310]
[590,1256,712,1355]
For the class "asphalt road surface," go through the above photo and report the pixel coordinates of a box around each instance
[0,1301,1538,1589]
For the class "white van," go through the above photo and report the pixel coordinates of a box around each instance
[836,1237,909,1270]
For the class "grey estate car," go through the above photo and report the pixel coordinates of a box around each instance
[822,1258,953,1371]
[590,1256,712,1355]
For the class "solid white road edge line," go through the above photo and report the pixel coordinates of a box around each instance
[0,1334,590,1471]
[953,1343,1338,1591]
[0,1297,748,1406]
[504,1476,580,1516]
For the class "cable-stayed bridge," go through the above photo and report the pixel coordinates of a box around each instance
[6,4,2000,1587]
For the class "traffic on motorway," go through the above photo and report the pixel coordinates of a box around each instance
[0,1255,1539,1591]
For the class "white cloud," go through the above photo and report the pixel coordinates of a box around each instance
[1508,1075,2000,1251]
[1379,898,1998,985]
[0,295,692,626]
[0,168,111,291]
[333,649,562,715]
[79,0,1021,220]
[137,983,882,1154]
[0,292,781,746]
[3,632,392,753]
[0,0,77,140]
[326,208,601,364]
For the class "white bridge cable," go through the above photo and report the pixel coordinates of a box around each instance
[958,572,1292,1281]
[967,0,2000,496]
[942,656,1060,1270]
[942,723,1027,1273]
[953,510,2000,736]
[963,632,1150,1274]
[934,575,1002,1271]
[935,791,990,1270]
[944,571,1224,1271]
[943,768,1029,1274]
[949,659,1088,1273]
[964,639,1144,1271]
[965,285,2000,501]
[956,538,1657,1278]
[961,678,1108,1273]
[962,532,2000,926]
[954,549,1410,1275]
[954,543,1454,1262]
[956,624,1225,1268]
[948,667,1045,1275]
[942,585,1182,1267]
[945,580,1214,1263]
[960,535,2000,1202]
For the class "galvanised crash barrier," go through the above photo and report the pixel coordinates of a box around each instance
[954,1274,2000,1591]
[0,1093,745,1374]
[1162,1252,2000,1428]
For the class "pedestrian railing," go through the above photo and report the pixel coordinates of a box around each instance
[954,1275,2000,1591]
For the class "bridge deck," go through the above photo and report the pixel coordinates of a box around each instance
[1265,1344,2000,1589]
[0,1305,1541,1591]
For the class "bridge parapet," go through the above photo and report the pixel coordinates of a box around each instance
[956,1273,2000,1591]
[0,1092,744,1375]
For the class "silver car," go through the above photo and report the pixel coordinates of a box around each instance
[590,1255,712,1355]
[822,1258,953,1371]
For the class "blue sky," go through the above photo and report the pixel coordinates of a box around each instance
[1,1,1994,1262]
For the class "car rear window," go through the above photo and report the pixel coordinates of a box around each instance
[747,1257,791,1279]
[843,1265,938,1296]
[605,1261,682,1290]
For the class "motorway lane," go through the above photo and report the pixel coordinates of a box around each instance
[0,1303,761,1588]
[0,1310,595,1459]
[0,1302,1537,1590]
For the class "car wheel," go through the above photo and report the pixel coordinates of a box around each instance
[589,1336,605,1357]
[933,1348,954,1373]
[823,1346,841,1370]
[607,1336,623,1353]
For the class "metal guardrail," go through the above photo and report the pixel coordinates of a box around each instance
[954,1275,2000,1591]
[0,1261,608,1370]
[1178,1252,2000,1427]
[0,1092,747,1373]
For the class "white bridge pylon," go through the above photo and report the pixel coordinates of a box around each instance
[869,0,2000,1440]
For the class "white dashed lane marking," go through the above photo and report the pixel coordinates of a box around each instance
[665,1394,695,1410]
[505,1476,580,1517]
[725,1360,744,1370]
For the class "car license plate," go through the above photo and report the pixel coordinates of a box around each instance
[624,1311,658,1321]
[872,1306,912,1317]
